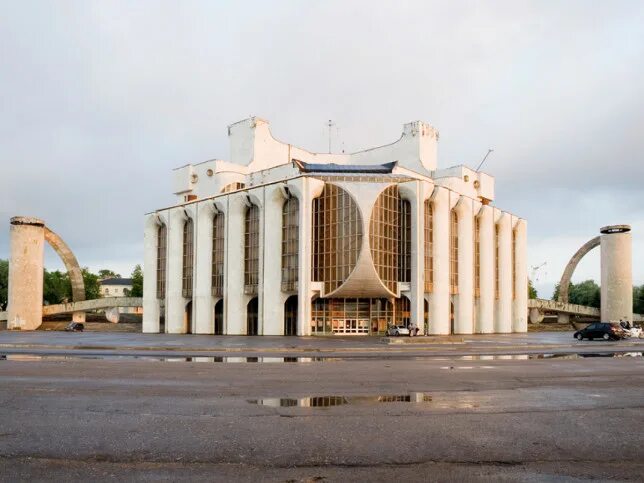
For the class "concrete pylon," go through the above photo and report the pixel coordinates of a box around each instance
[600,225,632,323]
[7,217,45,330]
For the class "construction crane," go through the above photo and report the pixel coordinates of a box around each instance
[530,262,547,284]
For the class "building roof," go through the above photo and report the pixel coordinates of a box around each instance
[294,160,397,174]
[99,278,133,286]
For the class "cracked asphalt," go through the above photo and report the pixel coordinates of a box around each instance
[0,334,643,481]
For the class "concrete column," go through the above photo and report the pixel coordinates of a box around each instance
[166,208,187,334]
[7,216,45,331]
[513,219,528,332]
[400,181,425,335]
[262,185,286,335]
[194,203,215,334]
[477,205,494,333]
[142,214,160,333]
[428,187,450,334]
[288,177,324,336]
[225,195,246,335]
[495,213,512,333]
[454,197,474,334]
[600,225,632,323]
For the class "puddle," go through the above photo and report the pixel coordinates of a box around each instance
[0,354,328,363]
[248,392,432,407]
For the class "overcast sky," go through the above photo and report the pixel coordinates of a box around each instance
[1,0,643,298]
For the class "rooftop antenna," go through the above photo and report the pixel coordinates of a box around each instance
[476,148,494,172]
[327,120,335,153]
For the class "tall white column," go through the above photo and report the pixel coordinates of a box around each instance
[600,225,633,323]
[513,218,528,332]
[428,187,450,334]
[262,185,286,335]
[7,217,45,331]
[454,197,473,334]
[142,214,160,333]
[477,205,494,333]
[194,203,215,334]
[225,195,246,334]
[166,208,186,334]
[400,181,425,335]
[289,178,324,336]
[495,213,512,333]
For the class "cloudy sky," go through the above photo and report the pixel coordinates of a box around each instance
[1,0,643,298]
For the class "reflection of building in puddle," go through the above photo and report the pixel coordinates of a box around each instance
[248,392,432,407]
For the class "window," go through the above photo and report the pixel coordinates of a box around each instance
[398,199,411,283]
[182,218,194,298]
[221,182,245,193]
[512,228,517,300]
[212,212,225,297]
[369,186,400,292]
[156,224,167,300]
[474,216,480,297]
[244,204,260,295]
[312,184,362,294]
[495,224,500,300]
[424,200,433,293]
[450,210,458,294]
[281,197,299,292]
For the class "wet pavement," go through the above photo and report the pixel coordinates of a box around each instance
[0,343,643,481]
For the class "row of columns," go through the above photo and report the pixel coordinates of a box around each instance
[143,179,527,335]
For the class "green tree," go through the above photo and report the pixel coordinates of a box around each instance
[0,259,8,309]
[82,268,101,300]
[43,269,72,304]
[98,269,120,279]
[634,285,644,315]
[552,280,601,308]
[127,264,143,297]
[528,279,538,299]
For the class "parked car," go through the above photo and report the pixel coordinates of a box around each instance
[387,325,410,336]
[64,322,84,332]
[574,322,626,341]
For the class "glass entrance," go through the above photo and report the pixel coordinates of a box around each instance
[312,298,410,335]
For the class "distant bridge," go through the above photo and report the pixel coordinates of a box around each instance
[528,298,643,323]
[0,297,143,322]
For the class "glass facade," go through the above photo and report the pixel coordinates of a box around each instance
[244,204,260,295]
[156,224,167,300]
[311,297,410,335]
[281,197,299,292]
[221,182,245,193]
[474,216,480,298]
[212,212,225,297]
[398,199,411,283]
[495,224,500,300]
[312,184,362,294]
[369,186,400,292]
[424,200,433,293]
[182,218,194,298]
[450,210,458,294]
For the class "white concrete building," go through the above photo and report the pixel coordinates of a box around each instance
[143,117,527,335]
[99,278,133,298]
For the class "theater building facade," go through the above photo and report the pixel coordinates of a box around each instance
[142,117,527,335]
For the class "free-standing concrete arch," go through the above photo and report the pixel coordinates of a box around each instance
[7,216,86,330]
[557,236,600,304]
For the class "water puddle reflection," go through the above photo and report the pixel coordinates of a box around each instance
[248,392,432,407]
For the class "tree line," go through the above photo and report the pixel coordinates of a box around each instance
[0,260,143,309]
[552,279,644,314]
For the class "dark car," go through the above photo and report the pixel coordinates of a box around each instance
[64,322,84,332]
[574,322,625,341]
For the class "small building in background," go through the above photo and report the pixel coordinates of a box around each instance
[99,278,133,297]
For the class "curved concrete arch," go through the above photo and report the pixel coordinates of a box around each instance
[43,227,85,304]
[557,236,600,304]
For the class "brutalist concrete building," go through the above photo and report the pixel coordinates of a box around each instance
[143,117,527,335]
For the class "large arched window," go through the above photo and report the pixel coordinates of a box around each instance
[182,218,194,298]
[244,204,260,295]
[398,199,411,283]
[212,212,225,297]
[281,197,299,292]
[424,200,433,293]
[312,184,362,294]
[156,224,167,300]
[450,210,458,294]
[370,186,400,292]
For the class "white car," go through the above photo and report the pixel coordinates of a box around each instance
[624,327,642,338]
[387,325,410,336]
